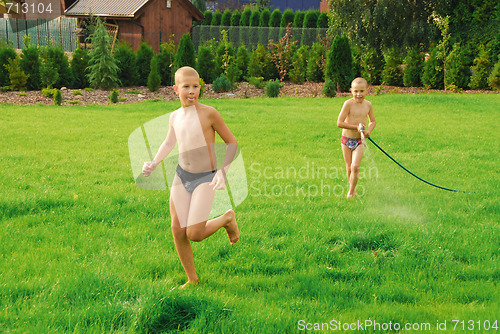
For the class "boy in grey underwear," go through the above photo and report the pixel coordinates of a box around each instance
[142,67,239,288]
[337,77,376,198]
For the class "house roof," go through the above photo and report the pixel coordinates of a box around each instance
[64,0,204,21]
[64,0,150,18]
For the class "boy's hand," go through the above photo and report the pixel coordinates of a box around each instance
[142,161,157,177]
[210,170,226,190]
[358,123,366,132]
[362,130,371,138]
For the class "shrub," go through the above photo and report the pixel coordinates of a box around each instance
[469,45,492,90]
[268,25,296,81]
[0,42,17,87]
[114,42,137,87]
[44,45,72,88]
[157,40,176,86]
[301,10,319,46]
[39,47,59,89]
[402,47,423,87]
[326,34,353,92]
[289,45,309,84]
[136,41,154,86]
[197,45,216,84]
[293,10,305,45]
[322,80,337,97]
[175,34,196,73]
[87,18,119,90]
[202,10,212,26]
[147,55,161,92]
[53,89,62,105]
[4,57,29,91]
[221,9,232,26]
[488,59,500,90]
[199,78,205,98]
[361,47,384,85]
[109,89,119,103]
[265,79,281,97]
[73,90,82,95]
[279,9,294,38]
[20,36,41,90]
[236,44,250,81]
[445,43,471,90]
[382,48,403,86]
[212,75,231,93]
[248,44,275,80]
[70,47,89,89]
[422,47,444,89]
[258,9,271,46]
[42,87,57,98]
[248,76,265,89]
[306,41,325,82]
[239,8,252,45]
[268,9,282,43]
[210,10,222,37]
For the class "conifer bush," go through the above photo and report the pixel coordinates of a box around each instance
[229,9,241,46]
[20,36,41,90]
[157,40,175,86]
[322,79,337,97]
[4,57,29,91]
[488,59,500,90]
[445,43,471,89]
[248,44,275,80]
[268,9,282,43]
[109,89,119,103]
[289,45,309,84]
[148,55,161,92]
[87,18,119,90]
[422,47,444,89]
[293,11,305,45]
[53,88,62,105]
[210,10,222,38]
[136,41,154,86]
[236,44,250,81]
[402,47,423,87]
[326,34,353,92]
[40,46,59,89]
[175,34,196,73]
[280,9,294,39]
[361,47,384,85]
[306,41,325,82]
[239,8,252,46]
[221,9,232,26]
[469,45,492,90]
[265,79,281,97]
[258,9,271,46]
[212,75,231,93]
[70,47,89,89]
[301,10,319,46]
[114,42,138,87]
[0,42,17,87]
[382,48,403,86]
[197,45,216,84]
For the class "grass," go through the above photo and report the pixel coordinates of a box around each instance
[0,93,498,333]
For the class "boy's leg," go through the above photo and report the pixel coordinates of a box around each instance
[186,182,239,244]
[170,176,199,283]
[341,144,353,194]
[348,145,365,197]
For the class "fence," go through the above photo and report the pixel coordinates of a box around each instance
[191,25,328,50]
[0,17,77,51]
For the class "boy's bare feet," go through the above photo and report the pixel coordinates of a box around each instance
[223,209,239,245]
[347,191,357,199]
[180,279,199,289]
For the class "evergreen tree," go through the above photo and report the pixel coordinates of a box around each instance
[488,58,500,90]
[136,41,154,86]
[258,9,271,46]
[157,41,176,86]
[279,9,294,39]
[5,57,29,91]
[0,42,17,87]
[301,10,319,46]
[87,18,119,90]
[361,47,384,85]
[422,47,444,89]
[200,10,212,42]
[248,44,275,80]
[175,33,196,73]
[268,9,282,43]
[114,42,138,87]
[381,48,403,86]
[147,55,161,92]
[240,8,252,46]
[306,41,326,82]
[470,45,492,90]
[39,46,59,88]
[202,10,212,25]
[236,44,250,81]
[210,10,222,38]
[402,47,423,87]
[293,11,305,46]
[445,43,471,89]
[221,9,232,27]
[197,44,216,83]
[193,0,206,13]
[317,12,329,39]
[229,9,241,46]
[20,36,41,90]
[70,47,90,89]
[289,45,309,83]
[326,34,353,92]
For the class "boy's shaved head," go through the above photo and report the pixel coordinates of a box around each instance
[351,77,368,88]
[175,66,200,86]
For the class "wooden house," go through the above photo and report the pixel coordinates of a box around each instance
[64,0,203,52]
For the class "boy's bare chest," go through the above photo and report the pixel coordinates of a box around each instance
[349,104,369,119]
[173,111,213,147]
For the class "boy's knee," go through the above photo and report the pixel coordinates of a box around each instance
[171,225,186,239]
[351,163,360,173]
[186,229,203,242]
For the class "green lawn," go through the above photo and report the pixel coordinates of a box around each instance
[0,93,498,333]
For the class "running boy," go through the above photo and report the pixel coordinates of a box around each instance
[142,66,239,288]
[337,77,376,198]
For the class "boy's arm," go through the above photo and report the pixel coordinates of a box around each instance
[210,110,237,190]
[365,103,376,137]
[142,114,177,176]
[337,100,358,131]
